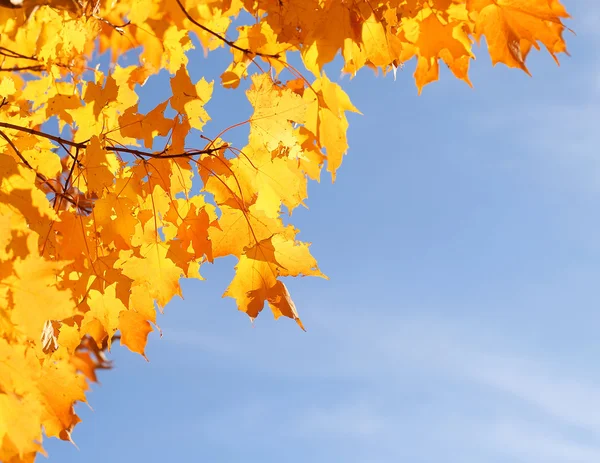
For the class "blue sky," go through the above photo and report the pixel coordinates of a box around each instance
[45,1,600,462]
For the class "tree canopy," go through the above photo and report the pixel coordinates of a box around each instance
[0,0,570,461]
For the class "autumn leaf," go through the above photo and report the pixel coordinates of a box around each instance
[247,74,307,154]
[304,74,360,179]
[224,230,323,326]
[0,77,16,98]
[82,284,126,349]
[6,236,73,342]
[468,0,569,73]
[170,66,213,131]
[81,136,120,194]
[118,310,153,358]
[116,239,183,308]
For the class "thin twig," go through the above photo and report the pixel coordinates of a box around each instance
[94,16,130,35]
[58,146,79,210]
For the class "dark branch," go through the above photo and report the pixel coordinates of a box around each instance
[0,47,71,73]
[0,65,45,72]
[0,128,32,169]
[0,121,228,160]
[108,144,227,159]
[0,121,88,149]
[0,46,38,61]
[174,0,280,59]
[0,128,88,211]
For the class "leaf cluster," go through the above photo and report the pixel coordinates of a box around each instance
[0,0,570,460]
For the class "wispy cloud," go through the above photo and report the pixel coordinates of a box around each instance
[481,418,600,463]
[293,401,386,439]
[461,352,600,435]
[163,313,600,462]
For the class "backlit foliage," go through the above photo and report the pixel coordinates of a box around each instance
[0,0,570,460]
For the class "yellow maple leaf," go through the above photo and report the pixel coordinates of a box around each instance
[0,392,44,459]
[0,76,16,98]
[247,74,307,154]
[82,136,120,194]
[37,359,87,440]
[117,239,183,308]
[170,66,213,131]
[304,74,360,180]
[82,284,126,349]
[413,11,472,92]
[468,0,569,73]
[208,203,284,259]
[118,310,153,358]
[224,231,322,327]
[6,235,73,342]
[119,101,173,148]
[162,25,194,74]
[93,192,138,249]
[301,1,356,75]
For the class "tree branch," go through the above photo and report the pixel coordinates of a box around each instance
[0,128,88,212]
[0,121,228,160]
[0,65,45,72]
[174,0,280,59]
[0,46,38,61]
[0,128,32,169]
[0,121,88,148]
[107,144,226,159]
